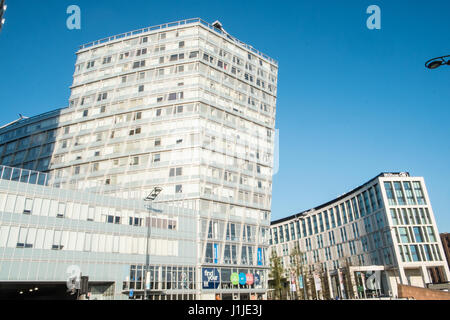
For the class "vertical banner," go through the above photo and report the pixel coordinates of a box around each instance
[313,273,321,292]
[254,273,261,286]
[290,273,296,292]
[213,243,218,264]
[298,275,304,289]
[257,248,263,266]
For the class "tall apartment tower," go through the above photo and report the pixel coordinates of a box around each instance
[0,19,278,299]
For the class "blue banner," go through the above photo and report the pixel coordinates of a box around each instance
[257,248,263,266]
[239,273,247,285]
[213,244,218,264]
[254,273,261,286]
[202,268,220,289]
[298,275,304,289]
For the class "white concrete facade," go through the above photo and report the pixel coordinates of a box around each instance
[0,18,278,300]
[270,173,450,298]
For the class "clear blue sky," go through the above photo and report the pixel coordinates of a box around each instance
[0,1,449,231]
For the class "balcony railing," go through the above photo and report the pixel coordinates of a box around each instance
[79,18,278,65]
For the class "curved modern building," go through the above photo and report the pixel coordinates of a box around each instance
[270,172,450,299]
[0,18,278,300]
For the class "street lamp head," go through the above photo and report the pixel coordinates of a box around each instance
[425,55,450,70]
[144,187,162,201]
[426,60,443,69]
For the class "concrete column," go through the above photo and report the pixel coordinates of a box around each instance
[349,267,358,299]
[327,270,334,299]
[421,265,431,286]
[398,267,408,285]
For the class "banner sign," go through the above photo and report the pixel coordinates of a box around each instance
[246,273,254,285]
[202,268,220,289]
[239,273,247,285]
[254,273,261,286]
[230,273,239,285]
[313,273,322,292]
[298,275,304,289]
[257,248,263,266]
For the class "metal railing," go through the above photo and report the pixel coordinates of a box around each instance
[79,18,278,65]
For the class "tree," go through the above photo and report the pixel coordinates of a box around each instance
[269,249,285,300]
[289,245,308,300]
[341,259,356,299]
[320,265,331,300]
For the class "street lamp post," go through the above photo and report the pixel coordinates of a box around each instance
[425,55,450,70]
[143,187,162,300]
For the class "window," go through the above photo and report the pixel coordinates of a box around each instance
[427,227,436,242]
[169,167,183,177]
[390,209,399,225]
[179,41,185,48]
[131,157,139,166]
[384,182,396,205]
[136,48,147,56]
[119,52,130,60]
[413,182,426,204]
[129,128,141,136]
[138,85,144,92]
[100,105,106,113]
[189,51,198,58]
[168,92,184,101]
[153,154,160,162]
[398,227,409,243]
[410,245,420,261]
[83,110,89,117]
[87,61,95,69]
[133,60,146,69]
[413,227,423,242]
[156,109,162,117]
[155,139,161,146]
[175,105,183,114]
[103,56,112,64]
[97,92,108,101]
[394,182,406,205]
[403,182,416,205]
[175,185,183,193]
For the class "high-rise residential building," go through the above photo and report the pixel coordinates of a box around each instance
[0,18,278,300]
[269,173,450,299]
